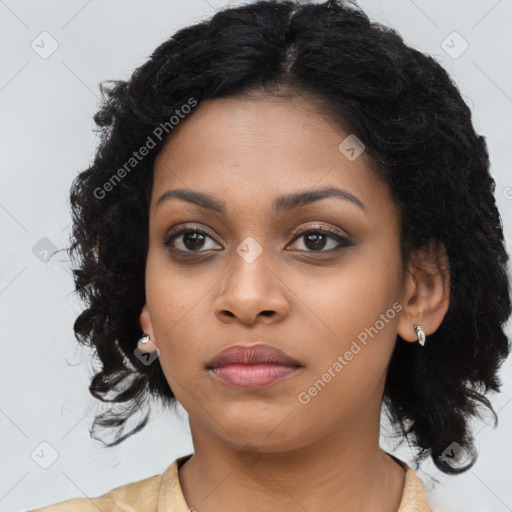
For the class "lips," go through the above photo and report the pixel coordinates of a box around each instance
[206,343,303,390]
[206,343,302,369]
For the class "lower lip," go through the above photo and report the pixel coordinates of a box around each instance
[209,363,301,389]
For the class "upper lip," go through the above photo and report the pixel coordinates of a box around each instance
[206,343,302,368]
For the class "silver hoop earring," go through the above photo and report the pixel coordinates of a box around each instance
[413,325,426,347]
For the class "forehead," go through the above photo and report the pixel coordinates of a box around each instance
[151,96,391,217]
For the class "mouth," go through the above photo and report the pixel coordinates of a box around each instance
[206,343,303,390]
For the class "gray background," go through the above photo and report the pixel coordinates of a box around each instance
[1,0,511,511]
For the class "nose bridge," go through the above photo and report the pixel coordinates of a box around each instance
[227,235,274,297]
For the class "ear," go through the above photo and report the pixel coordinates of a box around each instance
[396,240,450,343]
[139,303,159,353]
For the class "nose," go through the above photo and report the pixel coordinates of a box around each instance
[213,248,290,326]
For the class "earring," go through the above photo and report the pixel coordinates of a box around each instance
[138,334,151,345]
[413,325,426,347]
[137,333,158,353]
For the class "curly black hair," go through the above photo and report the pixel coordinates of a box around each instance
[66,0,511,474]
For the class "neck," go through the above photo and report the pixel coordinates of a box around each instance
[178,408,405,512]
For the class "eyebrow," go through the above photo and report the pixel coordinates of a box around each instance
[154,186,366,215]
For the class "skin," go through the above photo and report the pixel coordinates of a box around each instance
[139,94,450,512]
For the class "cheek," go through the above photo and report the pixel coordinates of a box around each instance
[291,244,402,402]
[295,245,402,343]
[145,255,211,366]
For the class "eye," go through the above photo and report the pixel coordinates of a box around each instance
[164,226,222,254]
[287,226,352,253]
[163,224,352,256]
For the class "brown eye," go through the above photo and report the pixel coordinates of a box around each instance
[164,228,222,253]
[288,227,352,253]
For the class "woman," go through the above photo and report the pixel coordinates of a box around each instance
[32,0,511,510]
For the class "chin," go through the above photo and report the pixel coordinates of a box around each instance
[219,418,313,454]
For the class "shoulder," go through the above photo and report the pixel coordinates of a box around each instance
[29,454,193,512]
[30,473,163,512]
[386,452,434,512]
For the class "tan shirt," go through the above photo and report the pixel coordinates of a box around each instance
[31,452,433,512]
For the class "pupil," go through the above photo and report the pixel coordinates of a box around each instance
[305,233,326,250]
[184,232,205,250]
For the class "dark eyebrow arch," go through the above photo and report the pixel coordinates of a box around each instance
[154,186,366,215]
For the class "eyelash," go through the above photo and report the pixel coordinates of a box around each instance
[163,224,352,256]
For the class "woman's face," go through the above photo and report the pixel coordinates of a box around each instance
[141,95,407,453]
